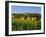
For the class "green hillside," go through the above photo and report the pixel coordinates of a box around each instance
[12,13,41,31]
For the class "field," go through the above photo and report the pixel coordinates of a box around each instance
[12,13,41,31]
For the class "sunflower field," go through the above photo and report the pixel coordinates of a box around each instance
[12,13,41,31]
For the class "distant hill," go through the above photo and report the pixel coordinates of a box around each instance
[12,13,41,17]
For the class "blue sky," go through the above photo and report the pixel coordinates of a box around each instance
[11,5,41,14]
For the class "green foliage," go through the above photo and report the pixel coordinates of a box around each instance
[12,14,41,31]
